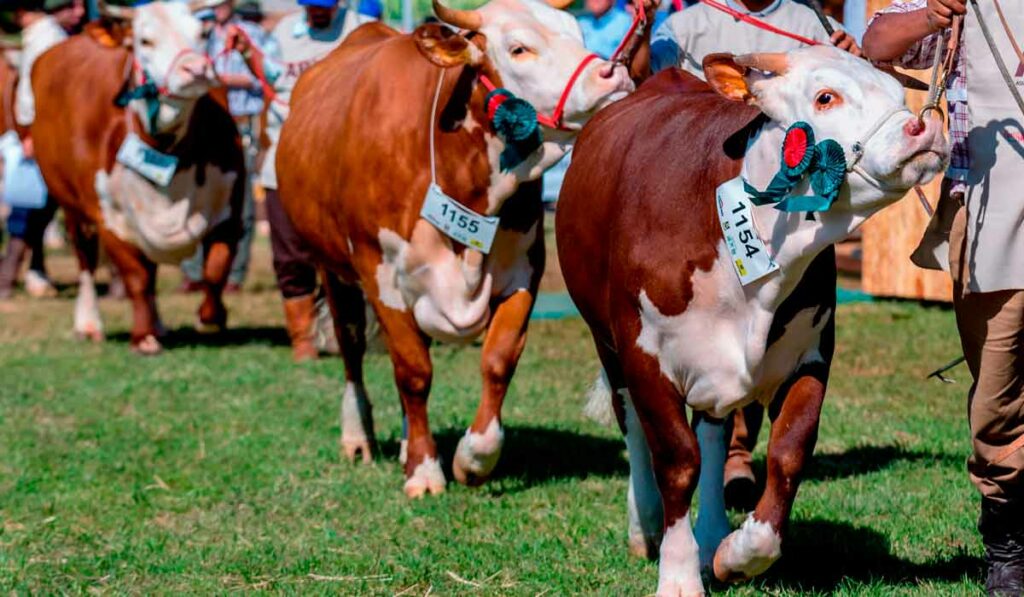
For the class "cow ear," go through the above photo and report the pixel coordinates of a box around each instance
[703,53,753,104]
[84,20,132,48]
[413,23,482,68]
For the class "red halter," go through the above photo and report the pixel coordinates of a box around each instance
[478,52,601,132]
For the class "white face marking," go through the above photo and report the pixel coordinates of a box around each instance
[375,228,408,311]
[474,0,633,130]
[624,394,664,559]
[713,515,782,580]
[403,455,446,498]
[657,514,704,597]
[693,418,731,569]
[453,418,504,480]
[747,46,947,205]
[132,2,213,98]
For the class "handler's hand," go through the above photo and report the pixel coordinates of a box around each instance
[223,25,251,56]
[830,30,862,57]
[927,0,966,32]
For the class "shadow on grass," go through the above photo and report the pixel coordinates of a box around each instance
[375,425,628,490]
[107,326,290,349]
[751,517,982,592]
[805,444,964,481]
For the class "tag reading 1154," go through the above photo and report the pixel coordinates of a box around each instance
[420,183,500,254]
[716,176,779,285]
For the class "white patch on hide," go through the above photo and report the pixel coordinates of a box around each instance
[375,228,407,311]
[94,163,236,264]
[657,514,704,597]
[714,516,782,580]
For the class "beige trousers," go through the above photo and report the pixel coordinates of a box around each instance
[950,205,1024,503]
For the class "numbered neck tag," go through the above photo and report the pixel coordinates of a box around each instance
[716,176,779,285]
[420,183,500,254]
[116,132,178,187]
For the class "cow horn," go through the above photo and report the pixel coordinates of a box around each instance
[735,53,789,75]
[547,0,574,8]
[97,0,135,20]
[432,0,483,30]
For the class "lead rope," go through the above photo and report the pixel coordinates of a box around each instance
[429,68,445,187]
[971,0,1024,119]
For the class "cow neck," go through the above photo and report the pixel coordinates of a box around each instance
[740,121,896,306]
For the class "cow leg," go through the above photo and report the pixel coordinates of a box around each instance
[619,346,704,597]
[713,375,826,583]
[195,231,235,335]
[370,300,443,497]
[693,413,732,570]
[623,390,665,560]
[323,271,375,464]
[99,228,162,355]
[66,215,103,342]
[452,289,534,486]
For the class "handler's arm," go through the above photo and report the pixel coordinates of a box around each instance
[862,10,935,61]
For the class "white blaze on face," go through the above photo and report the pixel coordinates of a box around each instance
[744,46,948,206]
[474,0,634,129]
[132,2,213,98]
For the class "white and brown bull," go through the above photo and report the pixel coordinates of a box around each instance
[275,0,647,496]
[557,47,948,594]
[31,1,245,354]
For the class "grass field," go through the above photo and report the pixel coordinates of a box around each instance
[0,239,986,595]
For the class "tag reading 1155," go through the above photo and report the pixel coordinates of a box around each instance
[420,183,500,254]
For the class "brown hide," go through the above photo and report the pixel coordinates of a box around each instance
[276,22,516,278]
[0,57,19,136]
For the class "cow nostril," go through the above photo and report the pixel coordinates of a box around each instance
[598,63,616,80]
[904,118,925,137]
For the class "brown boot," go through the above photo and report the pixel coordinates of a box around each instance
[283,294,318,362]
[0,238,29,299]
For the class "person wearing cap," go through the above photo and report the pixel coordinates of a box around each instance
[179,0,274,294]
[650,0,860,76]
[227,0,374,361]
[0,0,82,299]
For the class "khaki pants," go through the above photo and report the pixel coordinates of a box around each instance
[950,205,1024,504]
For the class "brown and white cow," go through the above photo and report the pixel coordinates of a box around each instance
[276,0,642,496]
[30,1,244,354]
[557,47,948,594]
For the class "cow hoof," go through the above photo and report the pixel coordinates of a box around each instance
[712,516,781,583]
[75,327,105,343]
[452,420,504,487]
[342,438,374,464]
[403,457,446,498]
[629,533,661,560]
[131,334,163,356]
[195,318,225,335]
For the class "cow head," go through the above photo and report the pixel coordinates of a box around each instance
[426,0,634,132]
[704,46,948,212]
[99,0,215,99]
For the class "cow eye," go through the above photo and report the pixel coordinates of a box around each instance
[140,37,155,47]
[814,89,842,111]
[509,45,531,58]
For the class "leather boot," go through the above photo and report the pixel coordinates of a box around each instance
[0,238,28,299]
[980,499,1024,597]
[283,294,318,362]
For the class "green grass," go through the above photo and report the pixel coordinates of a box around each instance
[0,244,986,595]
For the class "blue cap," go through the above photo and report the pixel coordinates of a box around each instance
[297,0,339,6]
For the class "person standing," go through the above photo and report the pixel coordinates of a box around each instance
[180,0,271,294]
[864,2,1024,595]
[0,0,82,299]
[578,0,634,59]
[650,0,860,75]
[229,0,373,361]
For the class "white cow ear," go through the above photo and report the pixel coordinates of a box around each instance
[703,53,754,104]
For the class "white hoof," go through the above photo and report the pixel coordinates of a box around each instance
[657,515,705,597]
[452,419,504,486]
[340,382,374,464]
[74,271,104,342]
[132,334,163,356]
[403,456,446,498]
[713,516,782,583]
